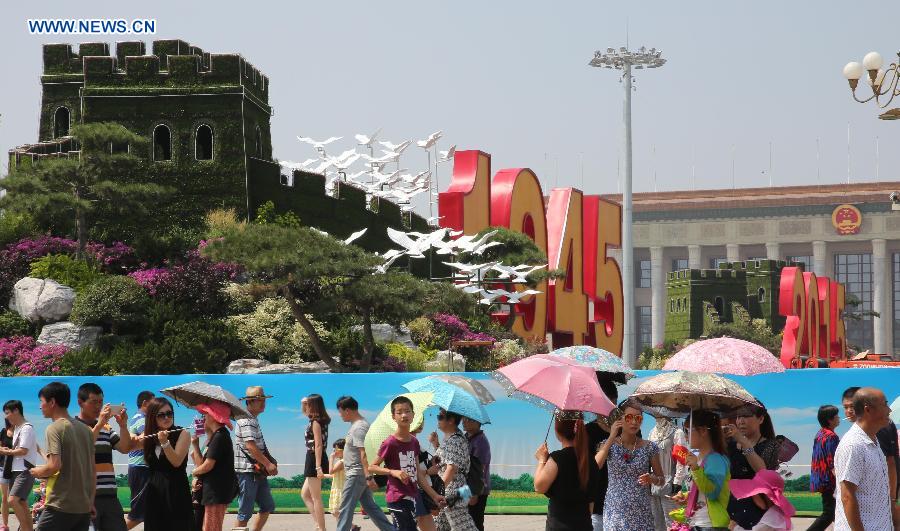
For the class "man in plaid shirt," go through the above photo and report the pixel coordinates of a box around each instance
[808,405,840,531]
[234,386,278,531]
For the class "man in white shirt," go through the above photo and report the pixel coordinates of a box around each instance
[0,399,40,531]
[834,387,894,531]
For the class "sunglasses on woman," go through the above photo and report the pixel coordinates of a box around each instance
[156,410,175,419]
[623,414,643,424]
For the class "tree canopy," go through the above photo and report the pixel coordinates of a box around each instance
[0,123,172,256]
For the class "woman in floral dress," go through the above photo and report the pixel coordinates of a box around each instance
[433,409,478,531]
[595,402,665,531]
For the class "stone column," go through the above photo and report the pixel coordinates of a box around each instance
[726,243,740,263]
[609,247,623,268]
[765,242,780,260]
[812,241,828,277]
[650,246,666,347]
[688,245,702,269]
[872,239,888,355]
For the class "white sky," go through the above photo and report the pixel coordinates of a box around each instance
[2,0,900,202]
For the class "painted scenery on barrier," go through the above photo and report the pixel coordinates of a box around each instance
[0,369,897,514]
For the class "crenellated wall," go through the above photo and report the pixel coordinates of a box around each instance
[42,41,268,102]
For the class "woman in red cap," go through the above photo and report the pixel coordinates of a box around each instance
[190,401,237,531]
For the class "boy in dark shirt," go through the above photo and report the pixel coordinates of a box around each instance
[369,396,444,531]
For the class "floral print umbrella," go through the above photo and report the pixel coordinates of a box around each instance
[662,337,785,376]
[629,370,761,417]
[548,345,636,381]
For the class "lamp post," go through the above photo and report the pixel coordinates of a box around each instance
[589,46,666,367]
[843,51,900,120]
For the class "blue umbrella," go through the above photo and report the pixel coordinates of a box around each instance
[548,345,636,382]
[402,377,491,424]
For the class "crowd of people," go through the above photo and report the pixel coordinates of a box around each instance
[0,382,495,531]
[0,379,896,531]
[531,382,899,531]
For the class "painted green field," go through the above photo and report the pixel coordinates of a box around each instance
[108,488,824,516]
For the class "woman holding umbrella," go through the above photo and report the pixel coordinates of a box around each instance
[595,401,665,531]
[190,401,237,531]
[533,411,598,531]
[141,397,194,531]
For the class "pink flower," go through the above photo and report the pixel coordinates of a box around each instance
[0,336,66,376]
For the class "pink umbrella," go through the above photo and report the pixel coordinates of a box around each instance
[662,337,784,376]
[492,354,616,416]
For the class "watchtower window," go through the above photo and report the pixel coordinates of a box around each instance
[714,296,724,315]
[153,125,172,161]
[54,107,70,138]
[254,126,262,158]
[196,125,213,160]
[758,287,766,303]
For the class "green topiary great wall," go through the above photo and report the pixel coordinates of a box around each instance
[8,39,426,255]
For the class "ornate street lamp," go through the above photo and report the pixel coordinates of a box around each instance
[843,51,900,120]
[589,46,666,367]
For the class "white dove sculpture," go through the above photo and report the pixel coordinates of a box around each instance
[416,130,443,149]
[379,140,412,154]
[443,261,499,279]
[504,289,543,304]
[297,136,342,149]
[491,264,546,283]
[355,128,382,147]
[438,145,456,162]
[343,228,367,245]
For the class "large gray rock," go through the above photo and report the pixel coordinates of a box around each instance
[9,277,76,323]
[424,350,466,372]
[226,358,331,374]
[37,322,102,350]
[350,323,416,348]
[257,361,331,374]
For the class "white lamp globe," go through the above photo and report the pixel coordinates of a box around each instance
[863,52,883,71]
[843,62,864,80]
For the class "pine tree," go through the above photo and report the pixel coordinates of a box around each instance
[0,122,171,256]
[202,221,432,371]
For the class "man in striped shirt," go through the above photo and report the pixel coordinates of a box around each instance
[75,383,133,531]
[126,391,154,529]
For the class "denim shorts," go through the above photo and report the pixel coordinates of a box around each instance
[236,472,276,521]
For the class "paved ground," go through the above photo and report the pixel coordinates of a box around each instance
[5,514,825,530]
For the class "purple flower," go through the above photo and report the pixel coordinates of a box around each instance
[127,250,241,316]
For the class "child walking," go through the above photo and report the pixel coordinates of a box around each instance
[369,396,444,531]
[327,440,346,520]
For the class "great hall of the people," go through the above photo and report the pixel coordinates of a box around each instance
[601,181,900,359]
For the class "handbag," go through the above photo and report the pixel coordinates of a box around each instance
[775,435,799,463]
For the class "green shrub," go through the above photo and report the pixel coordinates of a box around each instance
[221,282,256,314]
[227,297,327,364]
[69,276,150,334]
[0,212,38,248]
[384,342,435,372]
[58,347,112,376]
[492,339,526,367]
[407,316,435,347]
[61,318,247,375]
[29,254,106,293]
[0,311,31,338]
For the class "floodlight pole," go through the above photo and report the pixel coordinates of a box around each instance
[621,62,635,368]
[590,46,665,367]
